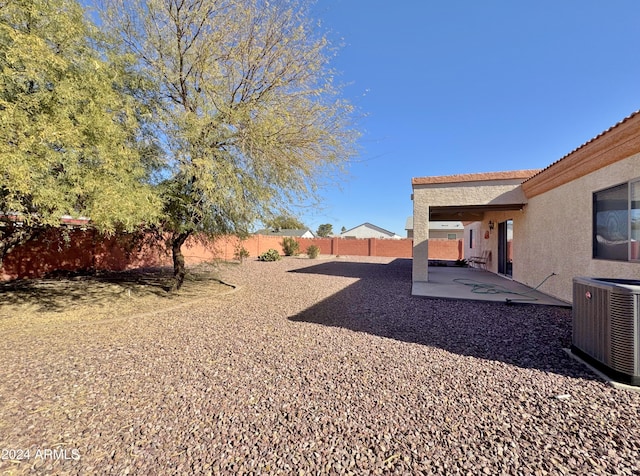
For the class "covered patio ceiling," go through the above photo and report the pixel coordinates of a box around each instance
[429,203,526,221]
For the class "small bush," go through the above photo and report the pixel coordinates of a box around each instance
[234,245,250,263]
[258,249,281,261]
[454,259,468,267]
[306,245,320,259]
[281,237,300,256]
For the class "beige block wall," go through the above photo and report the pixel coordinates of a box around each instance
[516,153,640,303]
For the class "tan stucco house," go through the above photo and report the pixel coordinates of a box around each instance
[412,111,640,304]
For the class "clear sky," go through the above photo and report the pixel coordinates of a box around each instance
[299,0,640,236]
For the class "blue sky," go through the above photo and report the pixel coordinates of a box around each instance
[299,0,640,236]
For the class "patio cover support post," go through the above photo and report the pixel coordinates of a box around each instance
[412,203,429,284]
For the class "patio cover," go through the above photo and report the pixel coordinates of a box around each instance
[411,170,540,291]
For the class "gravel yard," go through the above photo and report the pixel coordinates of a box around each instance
[1,256,639,475]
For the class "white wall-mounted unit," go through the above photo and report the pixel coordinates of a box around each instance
[572,277,640,385]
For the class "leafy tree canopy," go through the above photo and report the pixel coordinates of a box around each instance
[100,0,359,289]
[0,0,160,262]
[264,215,307,231]
[316,223,333,237]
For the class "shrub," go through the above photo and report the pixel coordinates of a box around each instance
[306,245,320,259]
[281,237,300,256]
[234,245,250,263]
[258,249,281,261]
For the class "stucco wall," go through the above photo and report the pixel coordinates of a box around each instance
[515,153,640,303]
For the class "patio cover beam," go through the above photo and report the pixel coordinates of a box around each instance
[429,203,526,221]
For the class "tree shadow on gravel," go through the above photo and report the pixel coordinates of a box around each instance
[0,264,228,315]
[289,259,597,382]
[0,268,175,313]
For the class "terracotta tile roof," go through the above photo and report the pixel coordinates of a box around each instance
[412,170,540,186]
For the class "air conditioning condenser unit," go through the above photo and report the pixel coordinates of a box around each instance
[572,277,640,386]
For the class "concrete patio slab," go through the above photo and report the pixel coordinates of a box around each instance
[412,266,571,307]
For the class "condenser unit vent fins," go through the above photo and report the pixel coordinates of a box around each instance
[610,293,636,375]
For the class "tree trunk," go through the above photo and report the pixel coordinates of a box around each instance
[170,231,191,291]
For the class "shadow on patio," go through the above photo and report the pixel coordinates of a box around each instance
[413,265,571,306]
[289,259,596,382]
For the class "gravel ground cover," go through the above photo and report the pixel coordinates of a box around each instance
[1,255,639,475]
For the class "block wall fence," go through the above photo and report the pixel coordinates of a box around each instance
[1,230,463,281]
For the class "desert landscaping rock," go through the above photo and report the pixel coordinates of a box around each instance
[1,256,639,475]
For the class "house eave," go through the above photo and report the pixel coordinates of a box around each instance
[429,204,526,221]
[412,170,539,187]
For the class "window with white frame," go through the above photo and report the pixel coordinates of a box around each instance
[593,178,640,261]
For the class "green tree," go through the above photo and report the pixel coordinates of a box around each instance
[0,0,160,266]
[341,226,347,233]
[100,0,358,290]
[264,215,306,231]
[316,224,333,237]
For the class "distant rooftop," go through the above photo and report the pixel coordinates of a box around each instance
[405,217,463,231]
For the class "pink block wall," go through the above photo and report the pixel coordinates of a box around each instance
[2,232,463,281]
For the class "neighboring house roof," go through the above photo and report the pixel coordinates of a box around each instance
[340,222,400,238]
[405,216,413,231]
[405,217,464,231]
[254,228,315,238]
[522,110,640,198]
[429,221,464,231]
[1,213,91,227]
